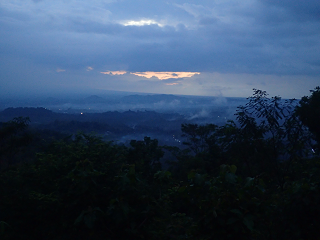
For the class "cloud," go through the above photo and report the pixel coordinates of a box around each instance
[101,71,127,75]
[86,66,93,71]
[260,0,320,21]
[166,83,179,86]
[131,72,200,80]
[174,3,212,18]
[0,0,320,99]
[2,0,319,76]
[56,68,66,73]
[122,19,163,27]
[0,0,114,24]
[188,109,210,120]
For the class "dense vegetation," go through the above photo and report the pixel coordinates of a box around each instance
[1,88,320,239]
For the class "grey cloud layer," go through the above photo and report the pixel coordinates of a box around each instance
[0,0,320,98]
[1,0,319,74]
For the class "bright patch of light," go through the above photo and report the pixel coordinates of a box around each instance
[122,19,163,27]
[101,71,127,75]
[86,66,93,71]
[56,68,66,73]
[166,83,179,86]
[131,72,200,80]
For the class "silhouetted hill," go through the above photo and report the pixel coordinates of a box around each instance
[0,107,185,137]
[82,95,109,104]
[1,107,54,121]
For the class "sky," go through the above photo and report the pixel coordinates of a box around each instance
[0,0,319,98]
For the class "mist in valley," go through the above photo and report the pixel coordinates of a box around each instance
[0,92,248,146]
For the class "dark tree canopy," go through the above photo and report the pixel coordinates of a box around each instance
[296,86,320,150]
[1,88,320,239]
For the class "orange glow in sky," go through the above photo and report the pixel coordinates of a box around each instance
[101,71,127,75]
[131,71,200,80]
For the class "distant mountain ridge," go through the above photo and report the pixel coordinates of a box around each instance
[0,107,183,126]
[120,94,189,104]
[82,95,109,104]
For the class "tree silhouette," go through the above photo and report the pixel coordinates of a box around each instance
[296,86,320,151]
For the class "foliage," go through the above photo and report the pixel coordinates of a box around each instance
[232,89,312,187]
[1,88,320,239]
[296,86,320,151]
[0,117,32,168]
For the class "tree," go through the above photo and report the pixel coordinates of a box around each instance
[181,123,219,155]
[128,137,163,177]
[0,117,32,168]
[233,89,312,187]
[296,86,320,151]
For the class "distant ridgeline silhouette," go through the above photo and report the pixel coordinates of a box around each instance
[0,107,53,120]
[120,94,189,104]
[0,107,184,135]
